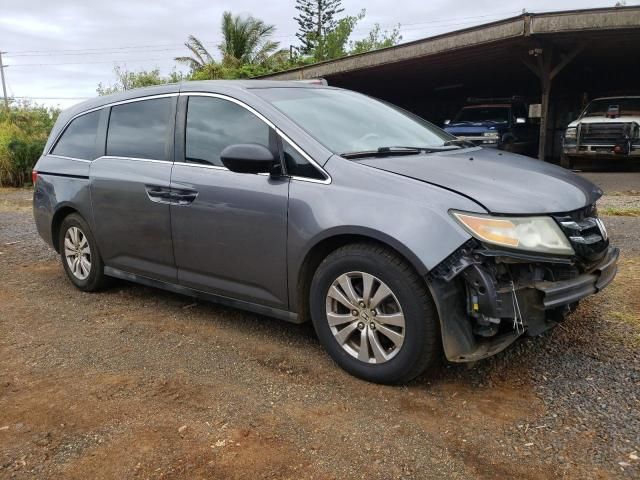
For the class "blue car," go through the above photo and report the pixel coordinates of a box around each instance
[444,98,538,156]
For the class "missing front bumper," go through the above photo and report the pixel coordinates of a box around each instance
[534,247,618,308]
[428,243,619,363]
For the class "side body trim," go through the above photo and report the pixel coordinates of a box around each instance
[104,266,302,324]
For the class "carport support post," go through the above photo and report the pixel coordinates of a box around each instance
[537,52,552,162]
[523,44,584,162]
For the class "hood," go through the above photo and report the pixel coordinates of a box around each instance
[568,116,640,127]
[359,148,602,214]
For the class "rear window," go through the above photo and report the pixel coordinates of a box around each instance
[106,97,173,160]
[51,110,101,160]
[454,107,511,124]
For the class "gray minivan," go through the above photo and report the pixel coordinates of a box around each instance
[33,81,618,384]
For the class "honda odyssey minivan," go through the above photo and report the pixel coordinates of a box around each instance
[33,81,618,384]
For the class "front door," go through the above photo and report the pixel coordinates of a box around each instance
[90,95,178,282]
[170,94,289,308]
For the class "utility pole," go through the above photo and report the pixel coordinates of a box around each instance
[0,51,8,108]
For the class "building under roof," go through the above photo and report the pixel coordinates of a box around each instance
[263,6,640,167]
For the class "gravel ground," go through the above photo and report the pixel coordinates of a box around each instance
[578,173,640,214]
[0,187,639,479]
[577,173,640,195]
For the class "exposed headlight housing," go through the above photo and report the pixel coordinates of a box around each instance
[564,126,577,142]
[451,211,575,255]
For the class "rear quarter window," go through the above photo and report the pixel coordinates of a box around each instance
[51,110,101,160]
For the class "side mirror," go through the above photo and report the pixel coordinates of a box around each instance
[220,144,275,174]
[515,117,527,124]
[443,119,451,125]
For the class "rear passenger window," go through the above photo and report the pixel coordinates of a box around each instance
[283,141,325,180]
[107,97,172,160]
[185,96,270,167]
[51,110,100,160]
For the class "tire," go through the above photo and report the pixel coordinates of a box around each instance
[309,243,441,384]
[560,153,574,169]
[58,213,110,292]
[501,139,516,153]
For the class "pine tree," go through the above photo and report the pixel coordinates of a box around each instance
[294,0,344,54]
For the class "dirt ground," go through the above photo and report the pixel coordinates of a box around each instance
[1,183,639,480]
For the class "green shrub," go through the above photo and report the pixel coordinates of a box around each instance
[0,102,59,187]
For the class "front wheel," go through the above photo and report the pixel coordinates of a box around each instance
[309,243,441,384]
[560,153,574,169]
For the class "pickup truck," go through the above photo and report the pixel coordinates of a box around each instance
[562,96,640,168]
[444,97,538,156]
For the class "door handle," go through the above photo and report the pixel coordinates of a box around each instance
[145,185,173,204]
[170,190,198,205]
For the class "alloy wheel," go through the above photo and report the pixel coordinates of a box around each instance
[64,226,92,280]
[325,271,406,364]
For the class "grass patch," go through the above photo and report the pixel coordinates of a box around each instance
[610,310,640,326]
[599,207,640,217]
[607,190,640,197]
[0,187,33,213]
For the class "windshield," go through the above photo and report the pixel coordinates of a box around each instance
[254,87,454,155]
[453,106,511,124]
[582,98,640,117]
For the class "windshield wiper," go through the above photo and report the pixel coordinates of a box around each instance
[341,145,460,159]
[443,138,476,148]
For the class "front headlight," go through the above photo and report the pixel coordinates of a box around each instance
[451,211,575,255]
[564,127,577,142]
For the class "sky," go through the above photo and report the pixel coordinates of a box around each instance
[1,0,637,109]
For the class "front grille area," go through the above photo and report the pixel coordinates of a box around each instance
[553,204,609,267]
[580,122,636,145]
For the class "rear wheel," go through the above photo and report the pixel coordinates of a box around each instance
[59,213,110,292]
[309,243,440,384]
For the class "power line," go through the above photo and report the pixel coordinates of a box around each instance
[7,14,522,68]
[9,57,173,67]
[5,9,522,58]
[8,46,198,58]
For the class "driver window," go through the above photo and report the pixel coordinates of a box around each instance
[185,96,270,166]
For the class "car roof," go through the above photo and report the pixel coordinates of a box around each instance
[59,80,323,121]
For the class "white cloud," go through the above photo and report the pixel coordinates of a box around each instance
[1,0,637,109]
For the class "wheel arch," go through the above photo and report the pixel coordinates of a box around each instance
[293,228,429,323]
[51,204,81,253]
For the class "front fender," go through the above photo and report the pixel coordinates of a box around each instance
[286,155,487,310]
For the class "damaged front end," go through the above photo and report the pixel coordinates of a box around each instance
[428,207,619,362]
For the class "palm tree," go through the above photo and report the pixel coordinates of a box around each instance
[218,11,283,65]
[174,35,216,71]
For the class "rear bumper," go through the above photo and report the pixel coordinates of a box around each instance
[534,247,618,308]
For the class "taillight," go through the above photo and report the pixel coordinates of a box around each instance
[32,170,38,185]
